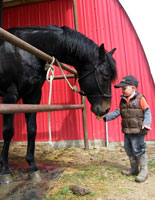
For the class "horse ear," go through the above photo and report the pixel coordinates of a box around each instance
[99,43,106,60]
[108,48,116,56]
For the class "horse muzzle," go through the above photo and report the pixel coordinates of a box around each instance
[91,104,110,116]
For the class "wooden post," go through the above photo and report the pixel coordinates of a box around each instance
[72,0,89,150]
[72,0,78,31]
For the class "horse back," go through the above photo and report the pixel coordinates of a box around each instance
[7,24,63,35]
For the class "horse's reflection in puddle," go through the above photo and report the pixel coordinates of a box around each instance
[0,162,65,200]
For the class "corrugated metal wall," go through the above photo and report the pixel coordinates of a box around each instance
[76,0,155,142]
[0,0,84,142]
[0,0,155,143]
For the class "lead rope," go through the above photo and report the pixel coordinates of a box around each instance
[55,59,79,93]
[45,57,80,145]
[45,57,55,144]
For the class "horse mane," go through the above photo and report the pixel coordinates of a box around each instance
[107,53,117,81]
[61,26,99,63]
[7,25,116,80]
[7,25,99,64]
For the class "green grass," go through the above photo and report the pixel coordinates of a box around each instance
[43,163,129,200]
[43,186,72,200]
[43,152,155,200]
[148,160,155,172]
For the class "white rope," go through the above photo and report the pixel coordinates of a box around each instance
[45,57,79,145]
[55,59,79,93]
[45,57,55,144]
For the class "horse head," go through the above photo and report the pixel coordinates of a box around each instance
[78,44,117,117]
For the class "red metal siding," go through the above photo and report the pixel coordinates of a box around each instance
[1,0,84,142]
[76,0,155,142]
[0,0,155,143]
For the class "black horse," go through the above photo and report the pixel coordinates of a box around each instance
[0,25,116,182]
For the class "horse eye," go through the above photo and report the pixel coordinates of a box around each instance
[103,75,110,80]
[99,68,103,74]
[97,64,111,80]
[102,70,111,79]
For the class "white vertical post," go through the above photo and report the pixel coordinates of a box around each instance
[105,121,109,147]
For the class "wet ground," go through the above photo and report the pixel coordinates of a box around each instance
[0,143,155,200]
[0,162,65,200]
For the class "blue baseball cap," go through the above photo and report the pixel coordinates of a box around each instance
[114,75,138,88]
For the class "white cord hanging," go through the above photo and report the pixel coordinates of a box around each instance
[45,57,80,145]
[55,59,79,93]
[45,57,55,144]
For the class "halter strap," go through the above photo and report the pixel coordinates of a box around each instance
[78,66,112,98]
[78,67,96,81]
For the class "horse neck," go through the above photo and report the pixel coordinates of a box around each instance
[59,26,99,70]
[16,27,99,72]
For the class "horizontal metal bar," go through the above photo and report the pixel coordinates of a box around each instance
[3,0,52,8]
[0,104,84,114]
[0,27,78,75]
[54,74,76,80]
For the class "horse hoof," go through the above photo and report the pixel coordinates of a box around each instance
[29,171,42,182]
[0,174,13,184]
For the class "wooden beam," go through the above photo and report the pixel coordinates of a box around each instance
[3,0,55,8]
[72,0,89,150]
[72,0,78,31]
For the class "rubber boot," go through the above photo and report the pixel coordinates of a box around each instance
[135,154,148,182]
[122,156,139,176]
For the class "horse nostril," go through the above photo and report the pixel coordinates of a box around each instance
[96,106,100,113]
[91,105,110,116]
[91,105,100,115]
[105,107,110,114]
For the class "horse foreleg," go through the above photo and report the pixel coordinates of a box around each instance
[25,112,38,172]
[0,84,18,183]
[0,114,14,175]
[23,88,42,181]
[0,114,14,184]
[25,112,42,182]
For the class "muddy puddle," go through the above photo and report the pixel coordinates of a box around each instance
[0,162,65,200]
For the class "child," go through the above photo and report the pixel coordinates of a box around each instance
[102,75,152,182]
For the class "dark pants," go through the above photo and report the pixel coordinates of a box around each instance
[124,134,147,157]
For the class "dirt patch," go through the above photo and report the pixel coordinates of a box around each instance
[0,143,155,200]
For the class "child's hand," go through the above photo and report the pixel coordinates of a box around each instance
[142,125,151,130]
[96,115,106,120]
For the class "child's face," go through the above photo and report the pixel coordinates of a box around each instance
[121,85,136,97]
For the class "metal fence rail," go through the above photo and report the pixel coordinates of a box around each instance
[0,104,84,114]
